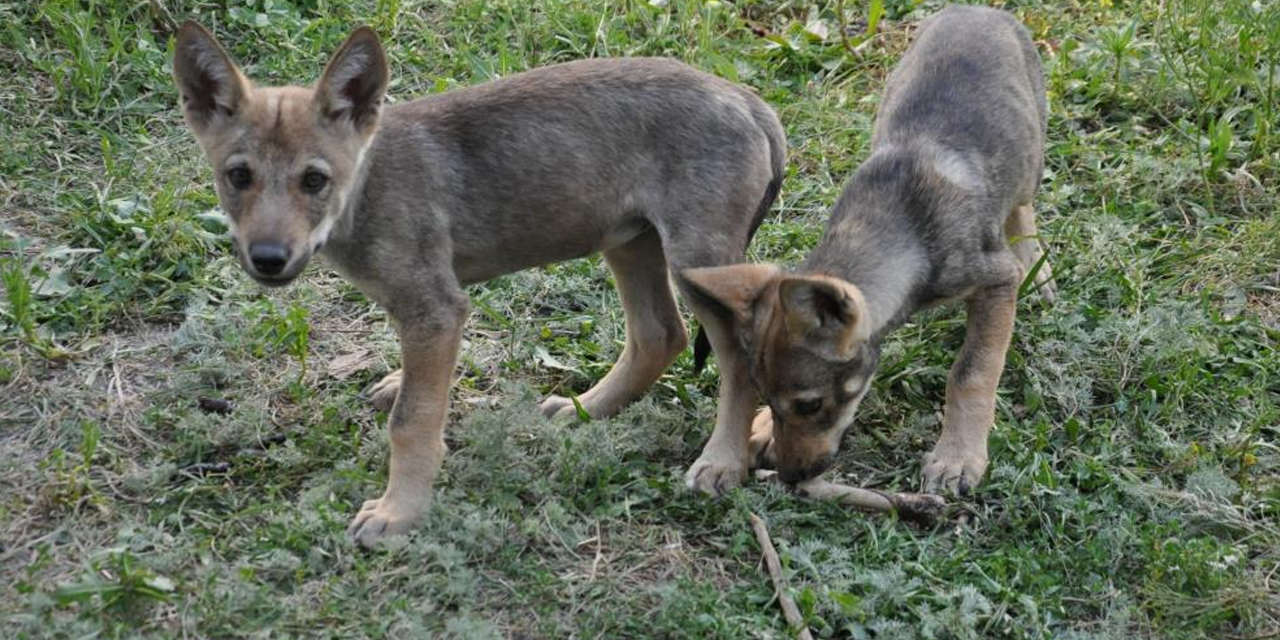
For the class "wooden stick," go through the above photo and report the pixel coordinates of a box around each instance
[755,469,946,525]
[749,513,814,640]
[147,0,179,31]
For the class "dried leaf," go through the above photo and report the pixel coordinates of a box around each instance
[327,349,377,380]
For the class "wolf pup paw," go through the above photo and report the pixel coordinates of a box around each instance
[921,443,989,496]
[1027,262,1057,306]
[369,370,402,412]
[538,394,579,420]
[346,495,424,548]
[748,408,777,470]
[685,451,748,496]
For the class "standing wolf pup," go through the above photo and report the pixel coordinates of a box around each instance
[172,23,785,546]
[685,5,1055,495]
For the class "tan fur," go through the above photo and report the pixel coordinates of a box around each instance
[778,275,869,360]
[174,22,788,546]
[350,307,466,539]
[697,205,1039,490]
[540,229,690,418]
[174,23,384,285]
[683,264,780,324]
[1005,204,1057,304]
[687,6,1055,493]
[681,292,762,494]
[921,283,1017,489]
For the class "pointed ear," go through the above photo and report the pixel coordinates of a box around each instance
[681,264,781,324]
[777,275,868,360]
[173,21,248,132]
[316,26,389,132]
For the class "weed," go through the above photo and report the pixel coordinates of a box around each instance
[1,251,38,344]
[0,1,1277,639]
[37,421,103,513]
[43,549,176,627]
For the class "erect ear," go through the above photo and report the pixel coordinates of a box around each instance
[173,21,249,132]
[316,26,389,132]
[777,275,868,360]
[681,264,781,324]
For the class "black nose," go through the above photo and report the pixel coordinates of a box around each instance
[778,467,811,484]
[248,242,290,276]
[779,456,833,484]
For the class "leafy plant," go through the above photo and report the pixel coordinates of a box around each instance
[51,550,176,615]
[1,253,37,343]
[0,1,1277,639]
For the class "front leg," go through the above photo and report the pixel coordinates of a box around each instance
[922,284,1016,496]
[348,294,468,547]
[681,307,757,495]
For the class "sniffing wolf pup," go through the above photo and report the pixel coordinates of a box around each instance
[173,23,785,545]
[683,5,1055,495]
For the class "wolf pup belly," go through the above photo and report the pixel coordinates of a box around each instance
[683,5,1055,495]
[173,23,785,546]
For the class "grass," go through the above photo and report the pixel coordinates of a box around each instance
[1,0,1278,638]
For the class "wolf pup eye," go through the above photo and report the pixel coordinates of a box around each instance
[793,398,823,416]
[301,170,329,194]
[226,167,253,189]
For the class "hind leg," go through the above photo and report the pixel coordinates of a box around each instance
[1005,204,1056,304]
[540,228,688,420]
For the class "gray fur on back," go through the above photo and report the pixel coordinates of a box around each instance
[320,57,786,317]
[803,5,1046,333]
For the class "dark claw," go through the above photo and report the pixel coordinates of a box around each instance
[352,519,387,545]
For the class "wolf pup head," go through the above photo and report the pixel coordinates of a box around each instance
[173,22,388,286]
[685,264,879,484]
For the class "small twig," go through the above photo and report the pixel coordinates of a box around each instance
[182,461,231,476]
[756,469,946,525]
[0,524,68,567]
[834,0,858,58]
[749,513,814,640]
[147,0,179,32]
[589,521,603,580]
[862,423,892,448]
